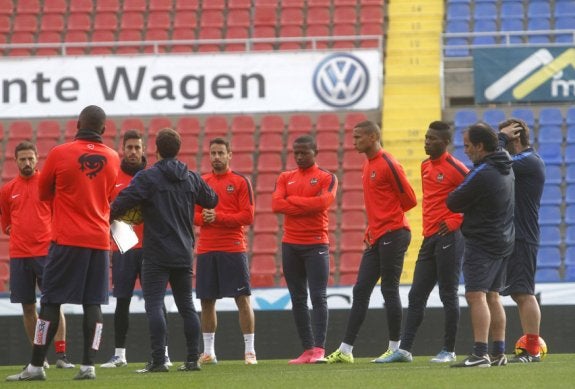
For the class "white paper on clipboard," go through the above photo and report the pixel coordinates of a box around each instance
[111,220,139,254]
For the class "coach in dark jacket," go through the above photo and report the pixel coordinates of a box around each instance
[111,128,218,373]
[447,123,515,368]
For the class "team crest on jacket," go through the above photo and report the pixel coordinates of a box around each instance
[226,184,235,193]
[310,178,318,185]
[436,173,444,182]
[370,171,376,179]
[79,153,107,179]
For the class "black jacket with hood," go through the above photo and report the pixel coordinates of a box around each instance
[446,150,515,258]
[111,158,218,268]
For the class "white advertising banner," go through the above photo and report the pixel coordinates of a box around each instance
[0,50,381,118]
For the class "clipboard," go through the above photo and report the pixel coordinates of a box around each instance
[111,220,139,254]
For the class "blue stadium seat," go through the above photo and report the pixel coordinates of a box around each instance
[564,266,575,282]
[527,2,551,19]
[446,20,470,33]
[511,108,535,128]
[565,145,575,164]
[539,107,564,127]
[527,18,551,43]
[544,165,563,184]
[540,184,562,206]
[566,204,575,225]
[447,3,471,21]
[453,129,464,147]
[452,146,472,168]
[536,247,561,268]
[445,37,470,57]
[566,165,575,184]
[454,109,478,130]
[555,17,575,43]
[482,109,505,129]
[472,35,497,45]
[500,2,524,19]
[566,105,575,125]
[500,18,524,43]
[473,19,497,32]
[565,247,575,266]
[474,3,497,20]
[535,268,561,283]
[566,126,575,144]
[538,205,561,225]
[539,226,561,246]
[566,225,575,245]
[567,185,575,205]
[554,1,575,18]
[538,143,563,165]
[537,125,563,144]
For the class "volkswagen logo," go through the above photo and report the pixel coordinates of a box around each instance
[313,53,370,108]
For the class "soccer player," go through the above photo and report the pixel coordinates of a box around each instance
[272,135,338,364]
[111,128,218,373]
[321,121,416,364]
[0,141,74,370]
[498,119,545,363]
[376,121,468,364]
[6,105,120,381]
[100,130,172,368]
[194,138,257,365]
[447,123,514,368]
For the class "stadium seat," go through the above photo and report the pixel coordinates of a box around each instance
[454,109,478,130]
[204,116,229,138]
[307,7,330,26]
[453,129,464,147]
[94,12,119,33]
[342,152,365,171]
[344,113,368,131]
[500,18,524,44]
[36,31,62,55]
[567,166,575,184]
[252,233,278,255]
[231,152,254,174]
[554,16,575,42]
[227,9,251,28]
[36,139,59,158]
[566,246,575,266]
[316,150,339,171]
[16,0,40,14]
[253,211,279,234]
[539,226,561,246]
[306,25,330,49]
[250,254,277,287]
[121,118,145,133]
[288,115,313,134]
[538,144,563,165]
[534,268,561,283]
[8,121,33,140]
[341,170,363,191]
[446,20,470,34]
[0,0,13,15]
[176,117,201,135]
[342,190,365,211]
[282,0,304,9]
[544,165,563,185]
[536,247,561,269]
[474,3,497,21]
[259,132,284,152]
[147,11,171,31]
[41,14,65,32]
[567,126,575,144]
[339,249,363,273]
[149,0,172,11]
[341,210,366,231]
[447,3,470,21]
[229,0,252,9]
[540,185,563,206]
[539,107,564,127]
[567,185,575,205]
[69,0,92,14]
[564,265,575,282]
[254,6,277,27]
[257,153,283,173]
[66,13,92,32]
[538,126,564,144]
[36,121,61,140]
[316,132,340,151]
[501,2,524,19]
[230,133,255,153]
[527,2,551,19]
[123,0,146,12]
[173,11,198,30]
[201,10,225,29]
[174,0,200,10]
[96,0,119,12]
[148,118,172,137]
[567,226,575,245]
[511,108,536,128]
[538,205,561,226]
[566,145,575,164]
[260,115,285,134]
[482,109,506,129]
[316,114,341,133]
[179,133,199,156]
[334,6,357,25]
[255,173,278,194]
[473,19,497,33]
[231,115,256,134]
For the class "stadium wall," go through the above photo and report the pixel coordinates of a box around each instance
[1,306,573,366]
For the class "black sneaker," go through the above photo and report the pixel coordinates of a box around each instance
[490,354,508,366]
[136,362,169,373]
[451,354,491,368]
[177,361,201,371]
[509,349,541,363]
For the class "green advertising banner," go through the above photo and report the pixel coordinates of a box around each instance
[473,47,575,104]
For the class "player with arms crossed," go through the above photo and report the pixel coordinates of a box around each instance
[194,137,257,365]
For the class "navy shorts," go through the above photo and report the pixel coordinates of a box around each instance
[111,248,143,298]
[500,240,537,296]
[195,252,251,300]
[10,257,46,304]
[462,244,508,293]
[41,243,110,305]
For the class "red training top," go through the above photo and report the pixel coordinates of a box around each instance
[362,149,417,245]
[0,172,52,258]
[111,168,144,250]
[421,152,469,237]
[194,169,254,253]
[39,139,120,250]
[272,164,338,245]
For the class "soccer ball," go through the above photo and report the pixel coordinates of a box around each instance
[515,335,547,359]
[117,206,143,225]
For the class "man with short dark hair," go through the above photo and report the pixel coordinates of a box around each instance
[448,123,515,368]
[498,118,545,363]
[1,141,74,370]
[194,137,257,366]
[6,105,121,381]
[111,128,218,373]
[377,121,468,364]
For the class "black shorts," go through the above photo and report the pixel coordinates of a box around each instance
[41,244,110,305]
[10,257,46,304]
[500,240,537,296]
[195,251,251,300]
[111,248,143,298]
[462,244,508,293]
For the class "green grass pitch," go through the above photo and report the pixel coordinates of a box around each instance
[2,355,574,388]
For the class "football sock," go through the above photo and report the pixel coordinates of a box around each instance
[491,340,505,355]
[389,340,400,351]
[83,304,103,366]
[244,333,255,354]
[114,298,131,348]
[115,348,126,359]
[339,342,353,355]
[203,333,215,356]
[55,340,66,355]
[31,303,61,367]
[165,346,170,359]
[473,342,488,357]
[525,334,540,356]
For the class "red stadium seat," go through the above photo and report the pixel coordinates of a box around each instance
[229,0,251,9]
[36,32,62,56]
[339,250,363,273]
[42,0,66,14]
[341,170,363,191]
[338,273,358,286]
[231,115,256,134]
[253,26,276,50]
[171,28,195,52]
[335,0,358,6]
[69,0,93,14]
[197,28,222,52]
[288,114,313,133]
[258,132,284,152]
[316,132,340,151]
[144,29,170,52]
[149,0,173,11]
[8,121,33,140]
[36,138,59,158]
[307,8,330,26]
[121,118,145,133]
[253,212,279,233]
[230,133,255,153]
[174,0,200,11]
[252,233,278,255]
[255,173,278,194]
[316,150,339,171]
[147,11,171,31]
[92,30,116,42]
[308,0,330,7]
[342,190,365,211]
[36,121,61,140]
[316,114,340,133]
[173,11,198,29]
[0,0,13,15]
[279,25,303,39]
[334,6,357,25]
[148,118,172,137]
[228,9,251,28]
[94,12,119,32]
[306,25,330,48]
[13,14,38,33]
[332,24,357,48]
[0,15,9,33]
[254,7,277,27]
[204,116,229,138]
[344,112,368,130]
[203,0,225,10]
[176,117,201,135]
[120,12,145,31]
[40,14,65,32]
[282,0,304,9]
[280,8,304,26]
[67,13,92,32]
[96,0,119,13]
[63,31,88,55]
[250,254,277,287]
[231,152,254,174]
[16,0,40,14]
[260,115,285,134]
[360,6,384,24]
[224,27,249,51]
[122,0,146,12]
[257,153,283,173]
[341,210,366,231]
[200,10,224,29]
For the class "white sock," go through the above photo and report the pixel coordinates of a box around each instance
[203,333,215,356]
[165,346,170,359]
[244,333,255,354]
[389,340,400,351]
[80,365,94,372]
[115,348,126,360]
[27,364,43,373]
[339,342,353,355]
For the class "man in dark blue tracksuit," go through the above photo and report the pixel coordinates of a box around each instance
[111,128,218,373]
[447,123,515,368]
